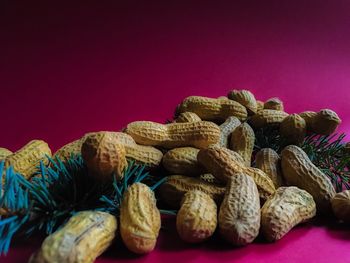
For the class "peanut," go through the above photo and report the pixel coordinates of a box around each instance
[54,138,84,161]
[261,186,316,241]
[158,175,226,208]
[176,190,217,243]
[120,183,161,254]
[217,116,241,148]
[310,109,341,135]
[219,173,260,245]
[175,112,201,123]
[29,211,117,263]
[279,114,306,145]
[264,97,284,111]
[230,123,255,166]
[81,132,127,181]
[281,145,336,213]
[249,109,289,129]
[299,111,317,130]
[199,173,222,184]
[162,147,204,176]
[197,146,275,200]
[5,140,52,179]
[255,148,283,188]
[176,96,248,122]
[126,121,220,149]
[331,190,350,222]
[0,147,12,160]
[227,89,257,115]
[256,100,264,112]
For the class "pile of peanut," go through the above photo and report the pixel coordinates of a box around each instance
[2,90,350,263]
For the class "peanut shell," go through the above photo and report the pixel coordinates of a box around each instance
[311,109,341,135]
[217,116,241,148]
[175,112,202,123]
[227,90,258,115]
[264,97,284,111]
[0,148,12,160]
[230,123,255,166]
[299,111,317,130]
[255,148,283,188]
[249,109,289,129]
[331,190,350,222]
[279,114,306,145]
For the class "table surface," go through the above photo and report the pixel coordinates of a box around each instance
[1,1,350,262]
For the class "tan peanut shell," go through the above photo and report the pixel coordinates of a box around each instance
[81,132,127,181]
[199,173,222,184]
[176,96,248,122]
[120,183,161,254]
[310,109,341,135]
[5,140,52,179]
[230,123,255,166]
[29,211,117,263]
[176,190,217,243]
[281,145,336,213]
[280,114,306,145]
[54,138,84,161]
[255,148,283,188]
[175,112,202,123]
[261,186,316,241]
[197,147,275,200]
[126,121,220,149]
[299,111,317,130]
[227,90,258,115]
[219,173,260,246]
[0,148,12,160]
[249,109,289,129]
[331,190,350,222]
[158,175,226,208]
[162,147,204,176]
[264,97,284,111]
[217,116,241,148]
[256,100,264,112]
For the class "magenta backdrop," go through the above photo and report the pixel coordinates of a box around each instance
[1,1,350,262]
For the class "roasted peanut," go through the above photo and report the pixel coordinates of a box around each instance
[219,173,260,245]
[126,121,220,149]
[29,211,117,263]
[175,112,202,123]
[217,116,241,148]
[227,90,257,115]
[230,123,255,166]
[299,111,317,130]
[256,100,264,112]
[176,190,217,243]
[54,138,84,161]
[249,109,289,129]
[0,148,12,160]
[264,98,284,111]
[280,114,306,145]
[120,183,161,254]
[331,190,350,222]
[199,173,222,184]
[310,109,341,135]
[281,145,335,213]
[255,148,283,188]
[261,186,316,241]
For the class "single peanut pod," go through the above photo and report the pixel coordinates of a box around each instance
[227,90,258,115]
[279,114,306,145]
[281,145,336,213]
[199,173,222,184]
[217,116,241,148]
[219,173,260,246]
[176,190,217,243]
[261,186,316,241]
[5,140,52,179]
[162,147,204,176]
[331,190,350,222]
[54,138,84,161]
[255,148,283,188]
[175,112,202,123]
[256,100,264,112]
[197,147,275,200]
[29,211,117,263]
[230,123,255,166]
[249,109,289,129]
[310,109,341,135]
[81,132,127,181]
[299,111,317,130]
[0,148,12,160]
[176,96,248,122]
[120,183,161,254]
[126,121,220,149]
[264,97,284,111]
[158,175,226,208]
[217,96,229,100]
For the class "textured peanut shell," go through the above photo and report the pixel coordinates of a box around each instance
[256,100,264,112]
[264,98,284,111]
[261,186,316,241]
[126,121,220,149]
[279,114,306,145]
[217,116,241,148]
[162,147,204,176]
[176,190,217,243]
[5,140,52,179]
[198,147,275,200]
[81,132,127,181]
[0,147,12,160]
[54,138,84,161]
[158,175,226,208]
[199,173,222,184]
[219,174,260,246]
[175,112,202,123]
[177,96,248,122]
[255,148,283,188]
[331,190,350,222]
[230,123,255,166]
[227,90,258,115]
[29,211,117,263]
[281,145,335,213]
[310,109,341,135]
[120,183,161,254]
[299,111,317,130]
[249,110,289,129]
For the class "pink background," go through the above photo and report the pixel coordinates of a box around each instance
[1,1,350,262]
